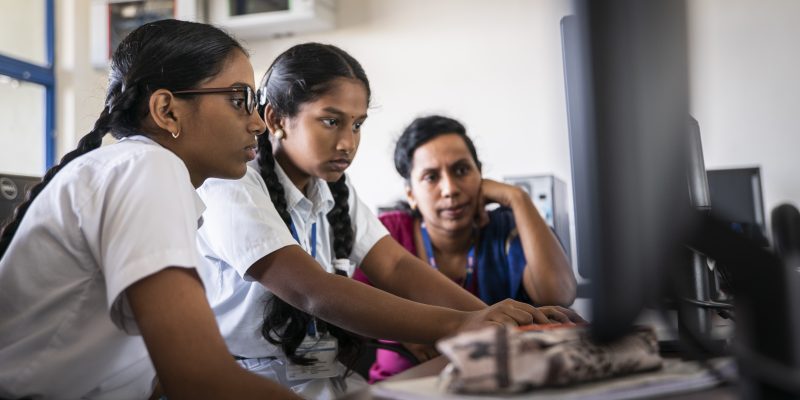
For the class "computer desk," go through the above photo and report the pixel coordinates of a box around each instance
[344,355,737,399]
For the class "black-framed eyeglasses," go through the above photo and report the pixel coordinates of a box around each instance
[172,86,259,115]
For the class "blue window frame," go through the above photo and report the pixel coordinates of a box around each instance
[0,0,55,169]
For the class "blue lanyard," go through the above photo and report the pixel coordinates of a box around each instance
[290,221,319,337]
[420,222,476,289]
[289,222,317,259]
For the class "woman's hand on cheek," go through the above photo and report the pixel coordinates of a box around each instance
[480,179,525,207]
[474,184,490,228]
[475,179,522,227]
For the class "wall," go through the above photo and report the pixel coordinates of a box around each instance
[55,0,582,265]
[688,0,800,230]
[241,0,576,212]
[56,1,577,212]
[55,0,110,161]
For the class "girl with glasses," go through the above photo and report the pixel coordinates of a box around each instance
[195,42,582,399]
[0,19,299,399]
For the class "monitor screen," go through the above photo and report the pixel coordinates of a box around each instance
[706,167,768,246]
[562,0,694,342]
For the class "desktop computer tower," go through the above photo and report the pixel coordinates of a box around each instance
[0,174,41,226]
[503,174,572,267]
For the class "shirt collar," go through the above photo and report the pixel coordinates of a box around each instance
[274,162,335,223]
[193,192,207,229]
[119,134,157,145]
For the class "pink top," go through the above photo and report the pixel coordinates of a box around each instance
[353,210,474,383]
[353,211,418,382]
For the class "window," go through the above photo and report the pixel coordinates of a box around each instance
[0,0,55,176]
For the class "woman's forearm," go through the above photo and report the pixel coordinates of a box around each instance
[507,189,577,306]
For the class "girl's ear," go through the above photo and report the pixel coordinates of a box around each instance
[149,89,182,137]
[263,103,284,134]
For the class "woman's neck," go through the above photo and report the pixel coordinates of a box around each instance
[275,151,311,194]
[422,220,474,256]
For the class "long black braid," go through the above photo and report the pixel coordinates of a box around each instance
[0,19,245,259]
[327,177,355,263]
[257,132,363,367]
[256,43,368,368]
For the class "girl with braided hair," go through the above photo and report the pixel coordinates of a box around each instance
[0,19,300,400]
[195,42,582,399]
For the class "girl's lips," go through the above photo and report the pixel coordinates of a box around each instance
[328,159,351,171]
[245,145,257,161]
[440,204,468,219]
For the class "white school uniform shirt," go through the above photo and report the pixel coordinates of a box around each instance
[0,135,205,400]
[196,161,387,398]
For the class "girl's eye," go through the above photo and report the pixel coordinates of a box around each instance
[455,166,470,176]
[321,118,338,128]
[423,173,437,183]
[231,98,246,109]
[353,121,364,131]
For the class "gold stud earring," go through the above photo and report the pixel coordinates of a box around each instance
[171,129,180,139]
[273,128,285,140]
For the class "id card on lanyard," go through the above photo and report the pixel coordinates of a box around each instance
[285,319,341,380]
[287,221,341,380]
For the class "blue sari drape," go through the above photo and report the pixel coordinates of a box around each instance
[476,207,534,305]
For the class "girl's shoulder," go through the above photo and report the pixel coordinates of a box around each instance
[79,135,183,172]
[54,136,188,193]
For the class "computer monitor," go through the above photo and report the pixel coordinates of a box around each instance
[706,167,769,246]
[563,2,800,397]
[562,0,693,343]
[0,173,40,227]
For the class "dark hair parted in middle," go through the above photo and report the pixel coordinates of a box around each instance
[256,43,371,367]
[394,115,482,182]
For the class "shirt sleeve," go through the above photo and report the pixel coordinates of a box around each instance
[90,149,204,333]
[346,175,389,265]
[196,166,297,280]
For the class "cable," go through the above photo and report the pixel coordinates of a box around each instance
[680,298,734,310]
